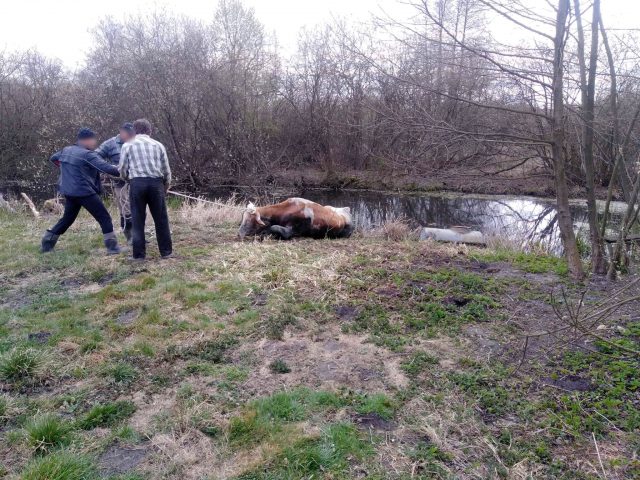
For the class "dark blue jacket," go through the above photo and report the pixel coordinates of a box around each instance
[50,144,120,197]
[96,135,126,187]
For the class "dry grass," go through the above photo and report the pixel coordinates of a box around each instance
[366,216,414,241]
[177,196,244,227]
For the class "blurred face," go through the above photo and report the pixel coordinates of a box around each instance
[119,129,134,142]
[79,137,98,150]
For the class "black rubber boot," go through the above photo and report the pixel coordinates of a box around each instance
[41,230,59,253]
[104,232,121,255]
[123,219,133,244]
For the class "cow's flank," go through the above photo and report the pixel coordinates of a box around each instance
[238,198,354,240]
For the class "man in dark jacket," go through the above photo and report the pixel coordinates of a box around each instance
[95,123,135,241]
[41,128,122,254]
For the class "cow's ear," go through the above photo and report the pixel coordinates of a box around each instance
[256,212,266,226]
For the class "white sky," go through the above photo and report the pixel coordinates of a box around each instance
[1,0,638,68]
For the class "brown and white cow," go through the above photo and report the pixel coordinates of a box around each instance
[238,198,354,240]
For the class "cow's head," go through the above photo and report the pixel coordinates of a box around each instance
[238,202,267,239]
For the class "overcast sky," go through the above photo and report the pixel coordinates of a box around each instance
[1,0,638,68]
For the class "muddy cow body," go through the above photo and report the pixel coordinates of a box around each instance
[238,198,354,240]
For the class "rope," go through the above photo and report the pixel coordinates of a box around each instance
[167,190,246,210]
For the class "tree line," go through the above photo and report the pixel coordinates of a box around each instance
[1,0,639,278]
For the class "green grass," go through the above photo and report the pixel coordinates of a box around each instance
[471,248,568,275]
[401,351,439,377]
[0,348,42,382]
[354,393,396,420]
[268,359,291,374]
[20,451,96,480]
[76,401,137,430]
[228,389,349,446]
[104,361,138,384]
[24,414,73,453]
[236,423,373,479]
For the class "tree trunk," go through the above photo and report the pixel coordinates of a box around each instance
[573,0,606,274]
[553,0,584,280]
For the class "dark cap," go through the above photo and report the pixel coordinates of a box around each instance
[120,122,134,133]
[77,128,96,140]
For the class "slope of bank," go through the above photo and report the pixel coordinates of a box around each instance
[0,205,638,479]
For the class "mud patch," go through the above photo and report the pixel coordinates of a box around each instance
[353,412,396,432]
[252,293,268,306]
[543,374,593,392]
[27,331,52,344]
[99,443,148,475]
[334,305,359,322]
[116,310,138,326]
[234,330,410,395]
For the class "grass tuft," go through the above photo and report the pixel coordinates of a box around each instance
[0,348,42,382]
[269,359,291,374]
[25,414,73,453]
[20,450,96,480]
[76,401,137,430]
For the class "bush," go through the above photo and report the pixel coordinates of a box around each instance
[25,414,73,453]
[0,348,41,382]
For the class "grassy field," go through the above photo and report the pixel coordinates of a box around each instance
[0,201,638,479]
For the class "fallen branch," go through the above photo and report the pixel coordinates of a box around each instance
[20,192,39,218]
[592,432,608,479]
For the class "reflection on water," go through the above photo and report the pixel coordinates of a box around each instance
[2,183,632,254]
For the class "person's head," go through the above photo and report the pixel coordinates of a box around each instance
[133,118,152,136]
[119,122,135,142]
[77,128,98,149]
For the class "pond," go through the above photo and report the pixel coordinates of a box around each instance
[205,187,632,253]
[2,183,632,254]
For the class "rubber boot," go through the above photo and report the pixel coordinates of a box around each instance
[41,230,59,253]
[123,218,133,244]
[104,232,121,255]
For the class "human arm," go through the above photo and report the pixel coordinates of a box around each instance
[94,139,112,162]
[84,151,120,177]
[49,151,62,167]
[119,144,130,181]
[159,144,172,190]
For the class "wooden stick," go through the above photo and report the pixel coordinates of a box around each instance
[20,192,39,218]
[592,432,607,479]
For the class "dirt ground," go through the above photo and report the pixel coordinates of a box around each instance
[0,205,638,479]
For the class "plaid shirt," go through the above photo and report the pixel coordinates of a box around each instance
[119,134,172,185]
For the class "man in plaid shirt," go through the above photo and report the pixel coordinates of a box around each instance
[119,119,173,259]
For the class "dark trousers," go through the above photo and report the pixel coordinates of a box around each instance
[130,177,172,258]
[50,194,114,236]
